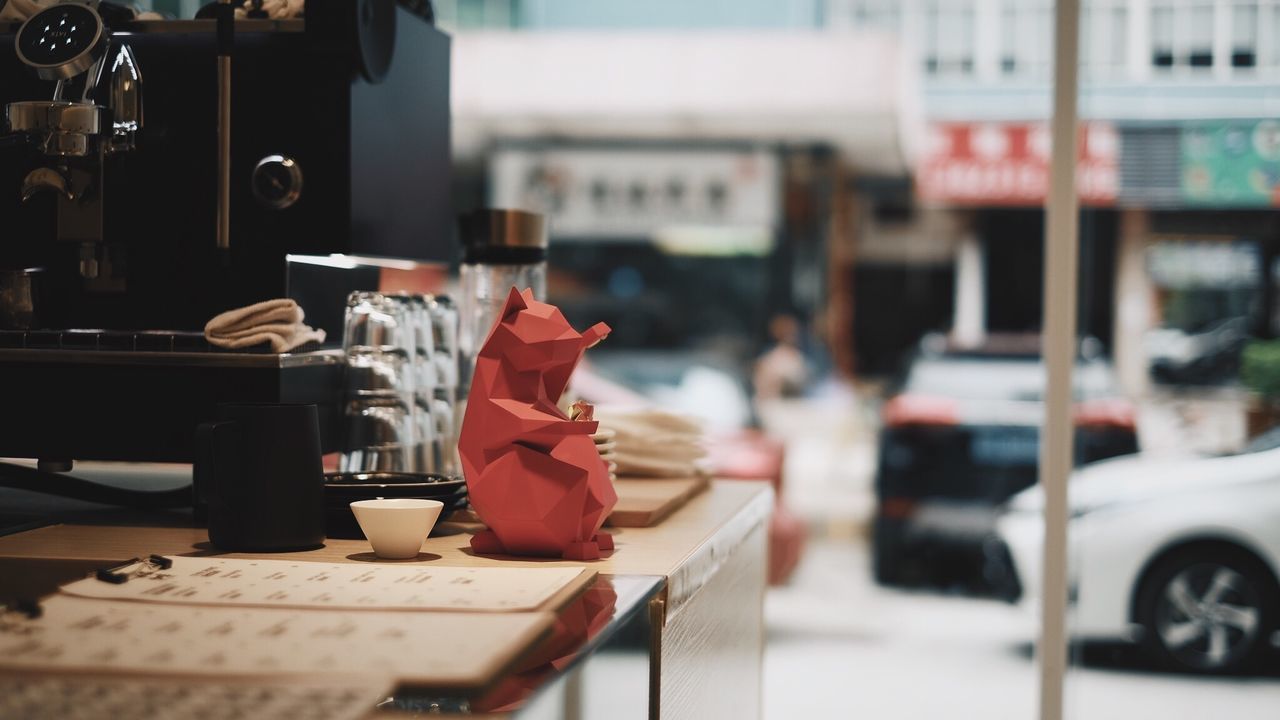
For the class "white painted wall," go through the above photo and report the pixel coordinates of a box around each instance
[451,31,921,173]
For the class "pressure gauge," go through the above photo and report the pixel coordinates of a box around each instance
[251,155,304,210]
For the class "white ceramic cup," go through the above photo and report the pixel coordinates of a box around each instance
[349,498,443,559]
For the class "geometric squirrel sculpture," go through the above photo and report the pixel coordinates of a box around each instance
[458,287,617,560]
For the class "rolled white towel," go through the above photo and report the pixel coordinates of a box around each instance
[204,298,325,353]
[235,0,305,19]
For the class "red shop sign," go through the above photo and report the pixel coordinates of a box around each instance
[916,122,1117,206]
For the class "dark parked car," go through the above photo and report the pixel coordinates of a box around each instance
[873,337,1140,593]
[1146,316,1250,386]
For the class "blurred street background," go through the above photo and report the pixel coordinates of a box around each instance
[424,0,1280,716]
[759,387,1278,719]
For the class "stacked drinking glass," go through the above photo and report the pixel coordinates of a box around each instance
[340,291,462,476]
[340,292,421,472]
[425,295,460,475]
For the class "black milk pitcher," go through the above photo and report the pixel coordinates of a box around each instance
[196,403,325,551]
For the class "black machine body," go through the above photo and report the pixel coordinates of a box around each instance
[0,1,452,464]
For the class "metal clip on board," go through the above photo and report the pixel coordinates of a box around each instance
[93,554,174,584]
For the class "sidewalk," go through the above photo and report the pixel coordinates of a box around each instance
[756,380,880,538]
[1136,385,1250,455]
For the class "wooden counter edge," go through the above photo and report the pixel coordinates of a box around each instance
[0,480,775,614]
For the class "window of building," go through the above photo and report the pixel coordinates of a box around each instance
[1232,2,1259,68]
[1150,1,1217,72]
[1249,0,1280,72]
[1271,2,1280,67]
[1081,1,1129,78]
[1146,1,1280,75]
[1152,4,1175,67]
[846,0,901,31]
[1189,3,1215,66]
[1000,1,1052,78]
[924,0,976,78]
[1000,3,1016,75]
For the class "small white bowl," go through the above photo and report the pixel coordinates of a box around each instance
[350,498,443,559]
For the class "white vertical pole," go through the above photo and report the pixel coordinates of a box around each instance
[1114,210,1153,398]
[1040,1,1081,720]
[953,233,987,349]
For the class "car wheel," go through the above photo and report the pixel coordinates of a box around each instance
[1136,546,1278,674]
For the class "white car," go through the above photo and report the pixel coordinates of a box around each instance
[997,429,1280,673]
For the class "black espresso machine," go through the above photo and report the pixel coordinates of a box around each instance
[0,1,451,494]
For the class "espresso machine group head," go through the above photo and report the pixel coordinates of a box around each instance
[0,0,453,466]
[7,0,142,280]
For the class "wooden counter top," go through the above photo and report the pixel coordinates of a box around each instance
[0,480,772,620]
[0,480,772,719]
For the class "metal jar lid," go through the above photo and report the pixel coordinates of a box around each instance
[458,208,548,264]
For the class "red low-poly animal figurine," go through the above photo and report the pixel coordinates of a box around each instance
[459,287,617,560]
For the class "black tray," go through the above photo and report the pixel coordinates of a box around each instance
[323,472,468,540]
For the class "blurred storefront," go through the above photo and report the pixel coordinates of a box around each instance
[438,0,1280,400]
[837,0,1280,393]
[1114,122,1280,393]
[861,121,1122,376]
[450,28,923,380]
[435,0,1280,394]
[851,118,1122,375]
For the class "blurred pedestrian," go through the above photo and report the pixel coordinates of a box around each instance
[753,314,810,400]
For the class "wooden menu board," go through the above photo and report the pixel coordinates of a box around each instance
[0,594,555,691]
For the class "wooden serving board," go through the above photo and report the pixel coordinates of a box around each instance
[0,594,555,693]
[606,476,712,528]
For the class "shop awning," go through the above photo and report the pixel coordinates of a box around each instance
[451,31,922,175]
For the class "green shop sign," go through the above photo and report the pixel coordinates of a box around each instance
[1181,120,1280,206]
